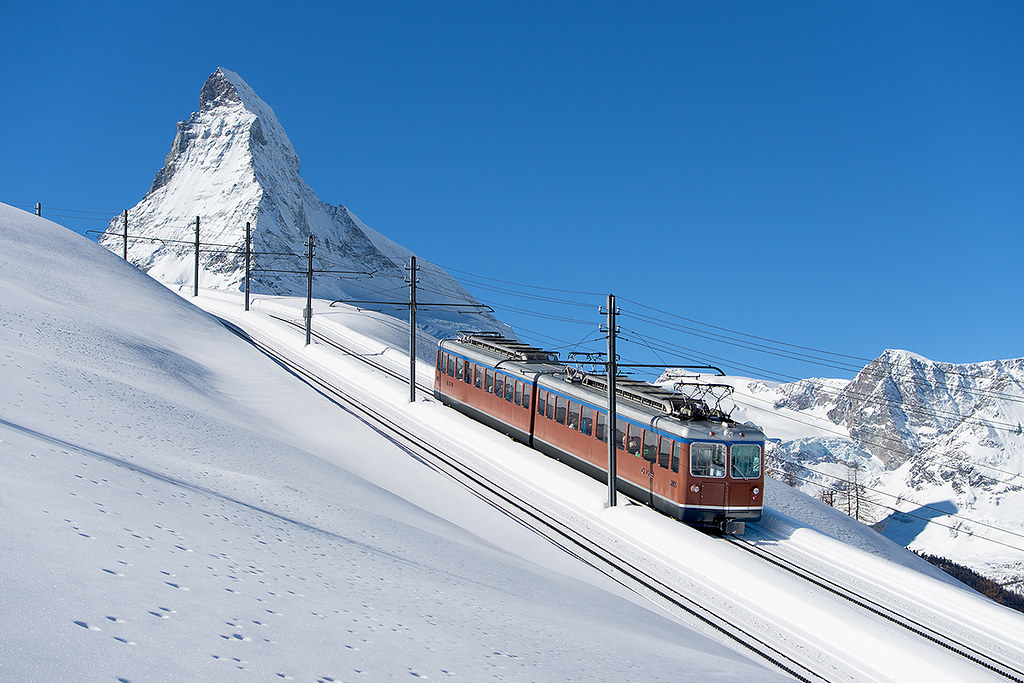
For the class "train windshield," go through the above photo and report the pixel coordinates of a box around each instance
[690,443,726,478]
[731,444,762,479]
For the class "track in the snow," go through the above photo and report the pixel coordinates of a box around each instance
[225,310,1024,681]
[217,314,829,682]
[726,535,1024,681]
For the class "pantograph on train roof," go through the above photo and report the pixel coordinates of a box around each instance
[453,332,734,422]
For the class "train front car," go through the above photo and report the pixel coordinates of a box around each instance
[532,371,765,534]
[671,418,766,534]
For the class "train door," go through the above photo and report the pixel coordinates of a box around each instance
[691,443,728,512]
[641,430,658,506]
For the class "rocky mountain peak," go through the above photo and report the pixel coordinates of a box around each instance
[100,68,508,346]
[199,67,243,109]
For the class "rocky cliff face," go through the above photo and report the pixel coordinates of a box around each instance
[737,350,1024,592]
[99,67,509,342]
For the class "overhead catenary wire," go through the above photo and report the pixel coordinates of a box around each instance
[426,265,1024,434]
[427,274,1024,493]
[619,302,1024,406]
[63,215,1024,550]
[434,264,1019,402]
[616,325,1024,435]
[425,267,1024,464]
[729,392,1024,486]
[780,469,1024,555]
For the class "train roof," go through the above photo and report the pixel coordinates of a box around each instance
[443,332,560,363]
[441,333,744,425]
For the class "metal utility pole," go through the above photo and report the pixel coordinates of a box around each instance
[193,216,200,297]
[35,203,41,217]
[304,234,314,345]
[122,209,128,261]
[244,222,251,311]
[407,256,419,402]
[604,293,619,508]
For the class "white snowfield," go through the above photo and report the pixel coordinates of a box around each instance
[3,203,1023,681]
[195,295,1024,682]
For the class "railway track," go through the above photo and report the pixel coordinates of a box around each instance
[215,307,1023,681]
[726,535,1024,682]
[217,314,828,682]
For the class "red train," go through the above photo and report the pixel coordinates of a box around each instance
[434,333,765,533]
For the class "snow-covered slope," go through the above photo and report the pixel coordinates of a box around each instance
[3,204,792,680]
[96,67,509,345]
[660,353,1024,594]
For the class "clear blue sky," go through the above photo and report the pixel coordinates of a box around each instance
[3,1,1021,381]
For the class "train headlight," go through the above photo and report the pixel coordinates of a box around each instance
[753,487,760,495]
[690,485,700,493]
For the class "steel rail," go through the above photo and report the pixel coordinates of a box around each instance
[727,536,1024,682]
[215,315,827,682]
[249,309,1021,681]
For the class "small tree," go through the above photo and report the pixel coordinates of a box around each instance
[818,463,880,524]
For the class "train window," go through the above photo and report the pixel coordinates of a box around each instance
[446,355,455,377]
[485,370,493,393]
[554,397,566,425]
[546,394,554,420]
[615,418,628,452]
[567,402,580,430]
[436,350,442,370]
[521,386,530,409]
[671,442,680,473]
[537,391,546,415]
[505,379,515,402]
[474,365,482,388]
[691,443,726,478]
[642,431,657,462]
[658,437,671,469]
[731,445,762,479]
[494,375,504,398]
[595,411,607,442]
[624,425,642,456]
[466,364,474,384]
[514,381,522,406]
[580,406,593,436]
[455,359,464,381]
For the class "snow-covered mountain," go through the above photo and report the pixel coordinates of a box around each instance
[97,67,508,343]
[671,350,1024,594]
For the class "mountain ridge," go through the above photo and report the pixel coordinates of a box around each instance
[740,349,1024,591]
[100,67,508,343]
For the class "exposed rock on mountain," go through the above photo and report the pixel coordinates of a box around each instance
[737,350,1024,593]
[99,67,508,343]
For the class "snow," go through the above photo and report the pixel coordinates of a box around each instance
[7,203,1024,680]
[672,367,1024,591]
[1,204,788,679]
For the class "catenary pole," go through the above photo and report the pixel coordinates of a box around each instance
[244,221,251,311]
[305,234,314,345]
[193,216,200,297]
[408,256,418,402]
[35,203,41,217]
[606,293,618,508]
[122,209,128,261]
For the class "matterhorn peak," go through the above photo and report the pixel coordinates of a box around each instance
[100,68,508,344]
[199,67,246,109]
